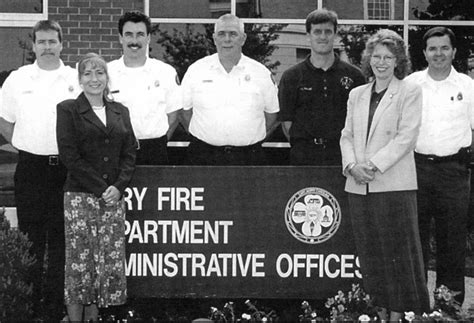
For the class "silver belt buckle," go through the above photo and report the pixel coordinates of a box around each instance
[49,155,59,166]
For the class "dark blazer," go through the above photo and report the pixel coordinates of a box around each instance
[57,92,137,197]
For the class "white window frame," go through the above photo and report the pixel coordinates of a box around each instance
[0,0,48,27]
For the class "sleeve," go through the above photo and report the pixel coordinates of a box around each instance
[469,79,474,129]
[56,101,109,197]
[353,68,366,88]
[262,69,279,114]
[340,89,357,172]
[277,69,297,122]
[370,83,422,173]
[113,106,137,193]
[165,66,183,114]
[0,74,18,123]
[181,65,195,111]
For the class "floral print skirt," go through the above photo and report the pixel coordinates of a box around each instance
[64,192,127,307]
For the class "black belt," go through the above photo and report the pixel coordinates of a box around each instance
[18,150,60,166]
[415,147,471,164]
[191,136,262,153]
[294,137,339,148]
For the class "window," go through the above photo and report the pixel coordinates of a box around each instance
[0,0,46,79]
[366,0,393,20]
[0,0,47,27]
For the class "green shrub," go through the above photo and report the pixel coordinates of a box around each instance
[0,208,36,321]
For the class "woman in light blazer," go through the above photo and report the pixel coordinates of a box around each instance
[340,29,429,319]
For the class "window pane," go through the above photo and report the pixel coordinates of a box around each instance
[0,28,33,85]
[149,0,230,18]
[368,0,391,19]
[0,0,42,13]
[323,0,404,20]
[410,0,473,20]
[237,0,317,19]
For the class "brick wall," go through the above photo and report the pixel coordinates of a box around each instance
[48,0,143,67]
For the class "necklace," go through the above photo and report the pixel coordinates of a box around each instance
[92,105,105,111]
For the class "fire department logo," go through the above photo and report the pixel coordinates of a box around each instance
[340,76,354,90]
[284,187,341,244]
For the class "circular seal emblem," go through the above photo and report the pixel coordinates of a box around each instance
[284,187,341,244]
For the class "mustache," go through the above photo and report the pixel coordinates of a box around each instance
[127,43,142,48]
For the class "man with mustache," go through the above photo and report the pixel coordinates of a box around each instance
[406,27,474,306]
[108,11,181,165]
[0,20,79,320]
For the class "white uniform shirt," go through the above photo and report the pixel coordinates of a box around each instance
[406,68,474,156]
[0,61,79,155]
[181,53,279,146]
[108,57,181,140]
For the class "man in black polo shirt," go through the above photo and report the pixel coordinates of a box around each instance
[278,9,365,165]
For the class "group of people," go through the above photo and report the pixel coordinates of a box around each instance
[0,6,472,323]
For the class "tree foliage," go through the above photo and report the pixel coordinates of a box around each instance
[0,208,36,321]
[153,23,286,80]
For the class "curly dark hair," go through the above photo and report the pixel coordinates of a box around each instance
[118,11,151,35]
[360,29,411,80]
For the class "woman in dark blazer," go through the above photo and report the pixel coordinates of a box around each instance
[56,53,136,322]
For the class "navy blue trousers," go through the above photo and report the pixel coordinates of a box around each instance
[416,160,470,304]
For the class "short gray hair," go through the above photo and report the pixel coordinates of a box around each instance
[214,14,245,34]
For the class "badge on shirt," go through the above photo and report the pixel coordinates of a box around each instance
[340,76,354,90]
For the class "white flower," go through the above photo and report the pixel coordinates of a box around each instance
[429,311,442,318]
[358,314,371,322]
[242,313,251,320]
[404,311,415,322]
[262,318,268,322]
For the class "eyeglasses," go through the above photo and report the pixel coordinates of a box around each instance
[371,55,395,63]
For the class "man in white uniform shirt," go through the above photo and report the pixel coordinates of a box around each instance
[0,20,79,320]
[181,14,279,165]
[406,27,474,305]
[108,11,181,165]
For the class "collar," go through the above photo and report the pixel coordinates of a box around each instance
[29,60,67,80]
[116,56,153,73]
[304,54,340,72]
[419,66,461,86]
[76,92,121,114]
[208,53,248,72]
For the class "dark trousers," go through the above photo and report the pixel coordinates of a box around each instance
[348,191,429,313]
[416,159,470,304]
[136,135,168,165]
[14,151,67,319]
[290,139,341,166]
[187,136,265,166]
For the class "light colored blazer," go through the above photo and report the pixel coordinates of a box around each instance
[340,77,422,195]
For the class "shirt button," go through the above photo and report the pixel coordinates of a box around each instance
[105,139,110,144]
[103,156,109,162]
[324,86,327,90]
[102,174,108,179]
